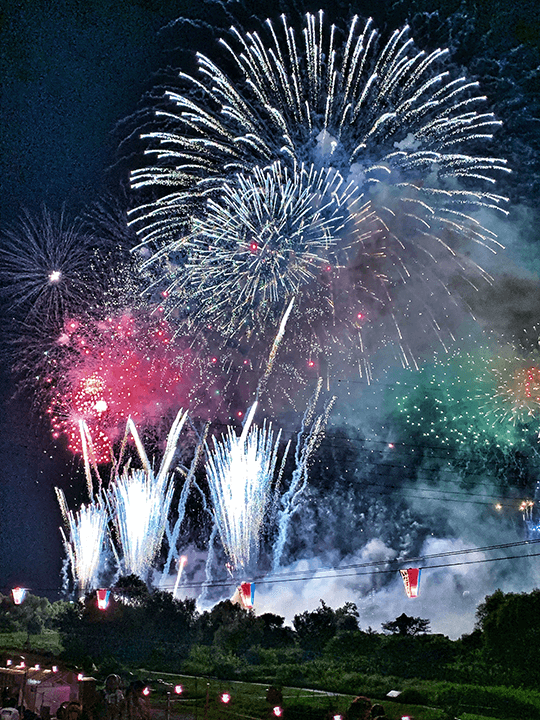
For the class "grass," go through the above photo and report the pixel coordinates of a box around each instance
[0,630,63,655]
[140,672,465,720]
[0,634,537,719]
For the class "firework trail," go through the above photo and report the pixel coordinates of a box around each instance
[107,410,188,579]
[55,488,109,596]
[163,421,209,576]
[272,379,336,571]
[205,402,284,573]
[199,523,219,605]
[130,13,509,373]
[172,555,188,599]
[256,296,296,397]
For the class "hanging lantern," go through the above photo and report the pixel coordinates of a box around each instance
[400,569,421,598]
[230,582,255,609]
[12,587,27,605]
[96,588,111,610]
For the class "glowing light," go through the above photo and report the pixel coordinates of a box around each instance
[220,693,231,704]
[272,708,283,717]
[520,500,534,521]
[96,589,111,610]
[142,688,150,697]
[400,568,421,598]
[94,400,108,413]
[48,270,61,283]
[174,686,183,695]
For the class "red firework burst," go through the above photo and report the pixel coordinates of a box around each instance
[46,311,221,462]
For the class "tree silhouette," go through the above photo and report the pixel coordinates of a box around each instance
[381,613,431,636]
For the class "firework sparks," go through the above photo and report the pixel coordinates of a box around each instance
[489,362,540,424]
[205,402,285,573]
[272,379,335,571]
[130,13,509,373]
[55,488,109,596]
[392,346,540,455]
[44,311,218,462]
[0,208,112,330]
[106,411,187,579]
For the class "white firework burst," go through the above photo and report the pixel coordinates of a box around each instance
[130,12,509,368]
[0,207,109,329]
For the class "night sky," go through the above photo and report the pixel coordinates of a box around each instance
[1,0,540,636]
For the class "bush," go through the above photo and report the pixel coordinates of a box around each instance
[394,688,430,705]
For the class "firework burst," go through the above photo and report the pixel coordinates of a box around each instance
[130,13,509,373]
[0,207,116,329]
[392,345,540,453]
[45,310,220,463]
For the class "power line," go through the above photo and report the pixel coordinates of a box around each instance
[156,539,540,590]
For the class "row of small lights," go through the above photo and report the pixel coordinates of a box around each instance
[3,659,412,720]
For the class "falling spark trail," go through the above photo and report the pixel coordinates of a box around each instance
[272,380,336,571]
[256,296,295,398]
[79,420,104,498]
[164,422,209,576]
[172,555,188,598]
[200,523,219,604]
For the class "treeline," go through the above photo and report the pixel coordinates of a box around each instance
[2,579,540,690]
